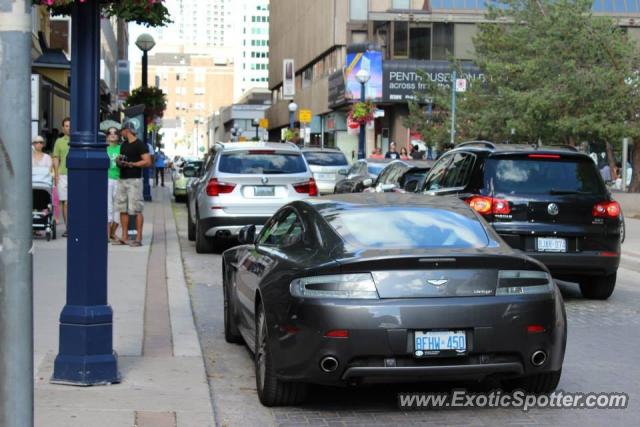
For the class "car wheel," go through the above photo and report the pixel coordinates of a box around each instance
[579,273,616,300]
[506,370,561,394]
[187,205,196,242]
[620,211,626,244]
[255,304,308,406]
[223,268,243,344]
[195,215,215,254]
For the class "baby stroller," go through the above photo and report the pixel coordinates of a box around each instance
[32,179,56,241]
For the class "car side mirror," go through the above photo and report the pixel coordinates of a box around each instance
[238,225,256,245]
[183,166,196,178]
[362,178,373,188]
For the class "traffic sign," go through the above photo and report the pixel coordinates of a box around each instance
[455,78,467,92]
[299,109,312,123]
[259,118,269,129]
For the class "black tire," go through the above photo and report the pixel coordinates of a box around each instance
[255,305,308,406]
[223,268,243,344]
[579,273,616,300]
[620,211,626,244]
[187,207,196,241]
[506,370,562,394]
[46,231,51,241]
[195,216,215,253]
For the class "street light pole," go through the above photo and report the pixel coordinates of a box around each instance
[52,0,118,386]
[288,101,298,131]
[355,68,371,160]
[253,119,259,140]
[136,34,156,202]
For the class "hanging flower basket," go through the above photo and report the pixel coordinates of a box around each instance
[124,86,167,124]
[32,1,172,28]
[348,101,376,126]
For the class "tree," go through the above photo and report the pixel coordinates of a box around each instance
[407,0,640,189]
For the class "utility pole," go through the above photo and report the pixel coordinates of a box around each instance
[0,2,34,426]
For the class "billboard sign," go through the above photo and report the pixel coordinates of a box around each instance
[283,59,295,99]
[345,48,383,102]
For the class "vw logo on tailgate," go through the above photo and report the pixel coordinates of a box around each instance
[547,203,560,216]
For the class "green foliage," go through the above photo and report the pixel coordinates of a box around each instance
[32,1,172,28]
[348,101,376,125]
[124,86,167,122]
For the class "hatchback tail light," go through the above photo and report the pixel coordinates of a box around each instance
[206,178,236,196]
[293,178,318,196]
[593,201,620,218]
[465,196,511,215]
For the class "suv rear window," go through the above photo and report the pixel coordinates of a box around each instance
[485,157,605,195]
[325,207,489,249]
[218,152,307,174]
[303,151,348,166]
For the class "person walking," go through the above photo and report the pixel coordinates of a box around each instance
[106,127,121,241]
[113,121,151,247]
[154,150,166,187]
[32,135,53,184]
[385,141,401,160]
[52,117,70,236]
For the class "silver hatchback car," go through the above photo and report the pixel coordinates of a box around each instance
[187,142,318,253]
[301,147,349,194]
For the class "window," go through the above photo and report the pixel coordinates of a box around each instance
[218,152,308,175]
[393,0,411,8]
[394,21,409,57]
[409,25,431,60]
[258,210,304,247]
[441,153,475,188]
[349,0,368,20]
[303,151,348,166]
[424,154,454,191]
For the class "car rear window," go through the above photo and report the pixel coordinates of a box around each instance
[485,157,606,195]
[368,163,387,176]
[218,152,307,174]
[303,151,348,166]
[325,207,489,249]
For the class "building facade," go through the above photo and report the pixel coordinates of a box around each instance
[157,0,234,49]
[139,53,234,155]
[233,0,270,101]
[266,0,640,159]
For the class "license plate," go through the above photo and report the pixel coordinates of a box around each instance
[414,330,466,357]
[315,173,334,180]
[254,186,274,197]
[537,237,567,252]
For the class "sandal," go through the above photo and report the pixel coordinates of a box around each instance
[129,240,143,247]
[111,239,128,246]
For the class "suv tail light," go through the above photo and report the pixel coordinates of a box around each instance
[206,178,236,196]
[293,178,318,196]
[593,201,620,218]
[466,196,511,215]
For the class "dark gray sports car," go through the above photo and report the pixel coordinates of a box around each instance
[222,193,566,406]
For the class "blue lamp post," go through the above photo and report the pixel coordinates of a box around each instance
[136,34,156,202]
[288,101,298,131]
[355,68,371,159]
[52,0,119,385]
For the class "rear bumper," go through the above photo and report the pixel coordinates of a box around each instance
[521,251,619,278]
[200,215,269,237]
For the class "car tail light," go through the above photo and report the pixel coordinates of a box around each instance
[293,178,318,196]
[290,273,379,299]
[528,154,561,159]
[496,270,554,295]
[527,325,546,334]
[248,149,275,154]
[206,178,236,196]
[593,201,620,218]
[465,196,511,215]
[324,329,349,338]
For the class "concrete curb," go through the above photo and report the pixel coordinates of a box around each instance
[164,201,202,357]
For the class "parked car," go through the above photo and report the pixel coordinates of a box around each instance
[173,159,202,203]
[223,193,566,406]
[334,158,391,193]
[362,159,434,193]
[301,147,349,194]
[187,142,317,253]
[420,141,622,299]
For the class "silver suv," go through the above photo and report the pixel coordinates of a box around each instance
[187,142,317,253]
[301,147,349,194]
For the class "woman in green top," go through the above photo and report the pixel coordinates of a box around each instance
[106,127,121,240]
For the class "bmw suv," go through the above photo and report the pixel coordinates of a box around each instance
[187,142,318,253]
[420,141,622,299]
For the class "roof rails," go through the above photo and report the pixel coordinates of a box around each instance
[456,140,496,149]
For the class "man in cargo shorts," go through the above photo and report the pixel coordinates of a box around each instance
[113,121,151,247]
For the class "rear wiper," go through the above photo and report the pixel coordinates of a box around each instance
[549,189,591,195]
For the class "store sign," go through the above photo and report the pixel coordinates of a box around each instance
[383,60,485,102]
[328,70,347,108]
[299,109,312,123]
[283,59,295,99]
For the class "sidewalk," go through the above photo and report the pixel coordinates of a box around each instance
[33,188,214,427]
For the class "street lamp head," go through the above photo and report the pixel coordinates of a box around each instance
[288,101,298,112]
[135,33,156,52]
[356,68,371,84]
